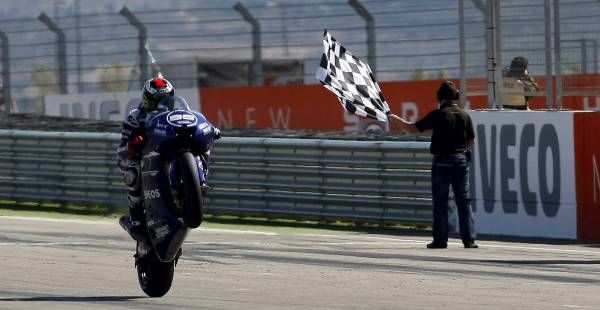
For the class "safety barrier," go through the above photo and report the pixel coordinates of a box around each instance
[0,129,433,224]
[0,130,124,207]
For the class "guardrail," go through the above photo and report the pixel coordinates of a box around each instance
[0,129,434,224]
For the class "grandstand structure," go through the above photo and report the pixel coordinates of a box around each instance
[0,0,598,114]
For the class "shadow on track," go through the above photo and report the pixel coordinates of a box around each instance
[0,295,145,302]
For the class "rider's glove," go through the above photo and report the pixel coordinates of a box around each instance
[127,135,146,156]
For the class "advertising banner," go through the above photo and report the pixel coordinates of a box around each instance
[574,112,600,239]
[44,88,200,121]
[199,84,345,130]
[197,76,599,131]
[469,111,577,239]
[199,80,486,131]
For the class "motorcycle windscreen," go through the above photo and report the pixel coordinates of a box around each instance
[156,95,191,111]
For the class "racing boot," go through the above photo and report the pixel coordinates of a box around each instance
[119,161,148,241]
[119,194,147,241]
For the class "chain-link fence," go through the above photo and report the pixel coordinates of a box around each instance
[462,0,600,109]
[0,0,599,114]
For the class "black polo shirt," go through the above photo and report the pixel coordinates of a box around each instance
[415,102,475,155]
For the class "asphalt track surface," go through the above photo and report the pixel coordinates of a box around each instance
[1,216,600,310]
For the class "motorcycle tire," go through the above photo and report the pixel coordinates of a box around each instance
[137,251,175,297]
[177,151,204,228]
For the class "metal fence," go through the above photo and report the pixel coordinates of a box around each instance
[0,130,123,206]
[462,0,600,109]
[0,129,434,224]
[0,0,598,114]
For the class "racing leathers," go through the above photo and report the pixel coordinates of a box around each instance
[117,103,150,227]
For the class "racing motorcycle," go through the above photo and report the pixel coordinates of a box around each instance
[119,95,219,297]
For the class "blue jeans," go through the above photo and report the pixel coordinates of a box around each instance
[431,153,476,245]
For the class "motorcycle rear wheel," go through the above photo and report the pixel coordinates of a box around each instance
[137,251,175,297]
[177,151,204,228]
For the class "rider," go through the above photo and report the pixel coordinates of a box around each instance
[117,75,220,238]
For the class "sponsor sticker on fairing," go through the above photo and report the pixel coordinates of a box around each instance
[144,189,161,200]
[167,110,198,127]
[198,122,211,134]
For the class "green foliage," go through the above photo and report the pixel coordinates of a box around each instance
[437,69,449,79]
[100,60,128,92]
[564,63,582,75]
[412,68,428,80]
[31,65,57,96]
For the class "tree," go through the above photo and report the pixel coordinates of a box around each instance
[32,64,57,97]
[565,63,582,75]
[412,68,428,80]
[100,60,128,92]
[437,69,449,79]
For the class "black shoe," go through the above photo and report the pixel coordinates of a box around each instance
[464,242,479,248]
[426,242,447,249]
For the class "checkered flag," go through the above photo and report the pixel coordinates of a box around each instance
[316,30,390,122]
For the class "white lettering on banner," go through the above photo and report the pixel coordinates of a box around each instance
[343,112,359,131]
[269,107,291,129]
[593,155,600,203]
[401,102,418,122]
[246,107,256,128]
[44,89,200,120]
[470,111,577,239]
[583,96,600,111]
[358,119,386,131]
[463,99,472,110]
[217,109,233,128]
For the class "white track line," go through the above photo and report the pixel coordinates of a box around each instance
[0,215,115,225]
[0,241,119,246]
[2,216,600,255]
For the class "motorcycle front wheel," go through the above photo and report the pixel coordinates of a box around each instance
[177,151,204,228]
[137,251,175,297]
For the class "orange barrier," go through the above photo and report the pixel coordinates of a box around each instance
[200,77,600,131]
[199,79,485,130]
[200,84,344,130]
[574,112,600,239]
